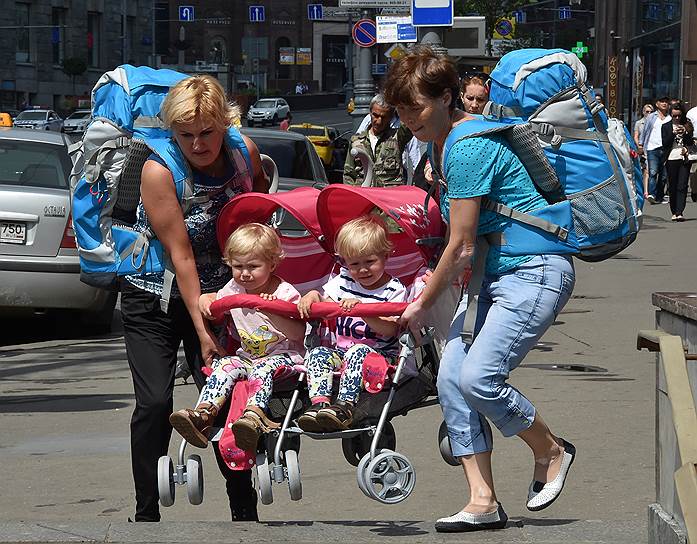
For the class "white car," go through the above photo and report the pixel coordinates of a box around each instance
[62,109,92,135]
[14,109,64,132]
[246,98,290,127]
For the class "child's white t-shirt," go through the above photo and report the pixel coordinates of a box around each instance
[216,277,304,363]
[323,268,407,357]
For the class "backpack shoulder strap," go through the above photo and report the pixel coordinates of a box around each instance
[441,118,512,171]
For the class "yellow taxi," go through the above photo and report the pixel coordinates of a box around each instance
[288,123,339,168]
[0,112,12,127]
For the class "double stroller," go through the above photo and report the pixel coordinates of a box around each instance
[158,183,461,509]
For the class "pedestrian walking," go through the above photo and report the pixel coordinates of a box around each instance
[641,96,672,204]
[279,112,292,131]
[661,102,694,221]
[686,103,697,201]
[385,47,576,533]
[634,103,654,199]
[120,75,268,522]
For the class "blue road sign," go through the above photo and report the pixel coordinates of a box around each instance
[411,0,453,27]
[559,6,572,20]
[513,10,526,24]
[249,5,265,22]
[352,19,377,48]
[372,63,388,76]
[308,4,323,21]
[397,23,417,41]
[179,5,194,22]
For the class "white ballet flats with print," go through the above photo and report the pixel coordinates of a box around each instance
[526,438,576,511]
[435,503,508,533]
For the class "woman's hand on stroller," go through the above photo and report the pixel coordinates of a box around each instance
[399,299,426,331]
[199,322,227,369]
[199,293,217,320]
[298,290,322,319]
[340,298,361,311]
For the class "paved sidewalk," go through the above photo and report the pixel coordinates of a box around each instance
[1,199,695,543]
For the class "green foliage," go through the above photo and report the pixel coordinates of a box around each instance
[61,57,87,77]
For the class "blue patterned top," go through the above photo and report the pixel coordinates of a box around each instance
[125,152,243,297]
[441,135,546,275]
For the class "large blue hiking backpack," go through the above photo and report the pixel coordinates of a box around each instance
[438,49,643,262]
[69,65,253,310]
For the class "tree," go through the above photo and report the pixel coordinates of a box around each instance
[455,0,528,56]
[61,57,87,96]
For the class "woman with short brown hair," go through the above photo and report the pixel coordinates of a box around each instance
[386,48,576,533]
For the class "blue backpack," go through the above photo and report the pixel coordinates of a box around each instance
[69,65,252,310]
[438,49,643,262]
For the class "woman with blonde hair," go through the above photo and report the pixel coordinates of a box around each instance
[120,74,267,522]
[385,48,576,533]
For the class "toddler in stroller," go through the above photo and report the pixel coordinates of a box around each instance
[169,223,306,451]
[296,214,407,432]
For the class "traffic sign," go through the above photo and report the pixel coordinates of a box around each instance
[513,10,526,24]
[377,15,417,43]
[179,5,194,22]
[559,6,571,20]
[352,18,377,48]
[372,63,388,75]
[411,0,453,27]
[308,4,323,20]
[340,0,409,7]
[249,5,265,22]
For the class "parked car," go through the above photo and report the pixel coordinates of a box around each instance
[246,98,290,127]
[288,123,349,170]
[241,127,327,191]
[0,127,116,332]
[62,109,92,135]
[13,109,64,132]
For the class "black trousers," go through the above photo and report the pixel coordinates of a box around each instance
[665,159,691,216]
[120,281,258,522]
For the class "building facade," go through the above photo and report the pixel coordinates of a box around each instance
[1,0,153,113]
[593,0,697,124]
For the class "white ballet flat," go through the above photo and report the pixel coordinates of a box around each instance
[526,439,576,511]
[435,503,508,533]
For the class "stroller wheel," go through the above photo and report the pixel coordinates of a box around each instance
[157,456,175,507]
[186,454,204,505]
[356,451,378,497]
[438,421,460,467]
[255,453,274,505]
[342,421,396,467]
[364,450,416,504]
[284,449,302,501]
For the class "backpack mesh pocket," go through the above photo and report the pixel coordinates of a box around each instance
[113,140,151,225]
[568,177,627,240]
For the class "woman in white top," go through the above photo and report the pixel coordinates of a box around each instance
[661,102,694,221]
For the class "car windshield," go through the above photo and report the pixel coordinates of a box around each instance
[0,140,70,189]
[254,100,276,109]
[16,111,47,121]
[67,111,91,120]
[251,137,315,180]
[289,127,326,137]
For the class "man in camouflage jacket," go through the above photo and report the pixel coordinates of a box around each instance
[343,94,413,186]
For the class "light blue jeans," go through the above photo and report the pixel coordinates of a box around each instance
[437,254,575,457]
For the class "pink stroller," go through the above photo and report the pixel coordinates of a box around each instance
[158,184,452,508]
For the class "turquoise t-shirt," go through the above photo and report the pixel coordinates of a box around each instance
[441,134,547,275]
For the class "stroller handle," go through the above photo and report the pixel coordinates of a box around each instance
[260,153,279,194]
[350,146,375,188]
[210,294,408,321]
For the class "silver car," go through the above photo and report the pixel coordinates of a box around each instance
[246,98,290,127]
[241,127,327,191]
[62,109,92,135]
[0,128,116,332]
[13,109,64,132]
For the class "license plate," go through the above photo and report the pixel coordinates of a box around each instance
[0,222,26,244]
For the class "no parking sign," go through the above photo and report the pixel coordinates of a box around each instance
[352,19,377,48]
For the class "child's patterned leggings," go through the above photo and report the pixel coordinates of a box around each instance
[198,354,292,410]
[306,344,374,404]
